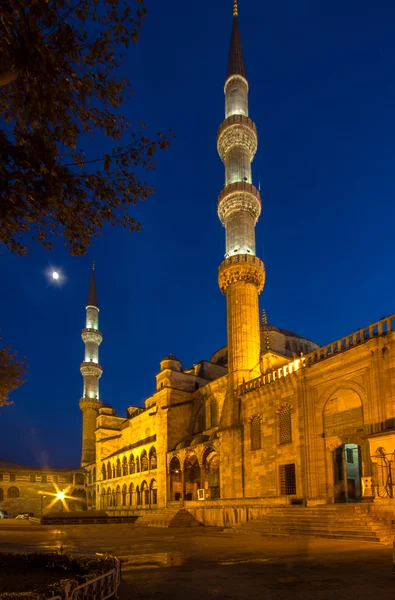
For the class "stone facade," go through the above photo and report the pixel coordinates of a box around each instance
[78,7,395,525]
[0,459,85,517]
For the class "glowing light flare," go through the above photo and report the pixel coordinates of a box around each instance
[52,271,59,280]
[39,483,75,514]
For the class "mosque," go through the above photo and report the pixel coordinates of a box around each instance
[1,2,394,525]
[78,1,395,526]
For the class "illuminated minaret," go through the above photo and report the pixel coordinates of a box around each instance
[217,1,265,425]
[79,264,102,466]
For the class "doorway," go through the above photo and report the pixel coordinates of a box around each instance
[333,443,362,502]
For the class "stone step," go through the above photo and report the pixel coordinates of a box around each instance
[135,509,202,528]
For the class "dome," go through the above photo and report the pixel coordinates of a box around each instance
[163,354,180,362]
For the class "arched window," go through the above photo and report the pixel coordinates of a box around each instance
[0,488,3,501]
[149,447,157,470]
[150,479,158,505]
[115,485,121,506]
[141,450,148,472]
[122,484,127,506]
[93,467,96,483]
[107,462,111,479]
[101,489,106,509]
[210,399,219,427]
[250,415,261,451]
[129,482,134,506]
[141,481,149,505]
[136,485,141,505]
[136,457,140,473]
[122,457,128,476]
[107,487,111,507]
[129,455,135,475]
[88,471,92,485]
[112,465,115,479]
[7,487,19,498]
[116,458,121,478]
[102,464,106,481]
[279,405,292,444]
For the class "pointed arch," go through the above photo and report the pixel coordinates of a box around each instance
[129,454,135,475]
[129,482,135,506]
[122,484,127,506]
[141,450,148,472]
[150,479,158,505]
[102,464,106,481]
[116,458,121,478]
[122,456,128,476]
[149,447,157,470]
[107,462,111,479]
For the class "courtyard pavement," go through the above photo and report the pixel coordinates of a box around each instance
[0,521,394,599]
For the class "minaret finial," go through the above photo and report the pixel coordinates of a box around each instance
[262,308,267,325]
[233,0,238,17]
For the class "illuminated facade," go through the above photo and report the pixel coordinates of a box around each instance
[82,4,395,525]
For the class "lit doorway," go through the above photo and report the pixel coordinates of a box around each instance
[333,444,362,502]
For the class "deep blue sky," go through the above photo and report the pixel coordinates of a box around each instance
[1,0,395,467]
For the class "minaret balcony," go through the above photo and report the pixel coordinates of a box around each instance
[217,115,257,161]
[80,361,103,377]
[79,397,100,412]
[218,254,265,294]
[217,182,261,225]
[81,328,103,345]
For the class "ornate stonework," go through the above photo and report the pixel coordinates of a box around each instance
[218,255,265,294]
[217,187,261,226]
[217,116,258,161]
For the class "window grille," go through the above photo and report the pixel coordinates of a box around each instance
[346,448,354,463]
[279,406,292,444]
[279,464,296,495]
[0,488,3,501]
[41,474,47,484]
[250,416,262,450]
[7,486,19,498]
[9,474,16,482]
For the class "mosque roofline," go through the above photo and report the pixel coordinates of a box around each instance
[0,458,82,472]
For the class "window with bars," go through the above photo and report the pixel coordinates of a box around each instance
[250,416,262,450]
[279,406,292,444]
[346,448,354,463]
[279,464,296,495]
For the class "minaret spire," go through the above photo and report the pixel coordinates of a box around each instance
[79,265,103,466]
[227,4,246,80]
[217,7,265,421]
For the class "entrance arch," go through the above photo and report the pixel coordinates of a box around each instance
[333,443,362,502]
[169,456,182,501]
[202,447,220,499]
[184,454,200,501]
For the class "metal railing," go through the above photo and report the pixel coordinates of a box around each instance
[52,555,120,600]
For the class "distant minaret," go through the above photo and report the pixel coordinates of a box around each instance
[217,1,265,422]
[79,264,102,466]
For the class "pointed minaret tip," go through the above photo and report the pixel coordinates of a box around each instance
[87,263,99,308]
[227,1,246,80]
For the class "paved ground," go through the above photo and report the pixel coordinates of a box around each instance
[0,521,394,599]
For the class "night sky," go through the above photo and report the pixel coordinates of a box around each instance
[1,0,395,467]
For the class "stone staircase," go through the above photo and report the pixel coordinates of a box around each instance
[134,508,202,528]
[237,505,395,544]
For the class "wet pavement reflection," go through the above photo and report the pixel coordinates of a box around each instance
[1,522,395,599]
